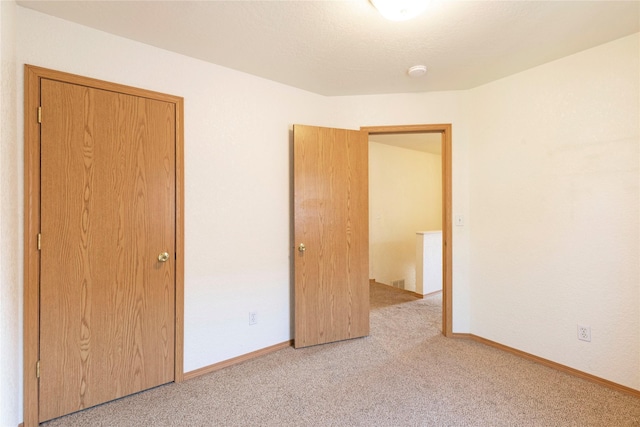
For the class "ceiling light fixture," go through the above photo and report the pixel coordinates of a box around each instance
[407,65,428,77]
[370,0,429,21]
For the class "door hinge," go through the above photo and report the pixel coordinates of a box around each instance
[37,106,42,124]
[36,360,40,378]
[37,233,41,250]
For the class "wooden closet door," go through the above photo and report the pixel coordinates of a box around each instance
[39,78,176,422]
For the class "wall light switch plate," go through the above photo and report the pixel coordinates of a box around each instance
[455,215,464,226]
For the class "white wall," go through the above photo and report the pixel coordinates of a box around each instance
[369,141,441,291]
[468,33,640,389]
[0,1,20,426]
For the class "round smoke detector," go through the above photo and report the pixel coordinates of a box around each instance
[407,65,428,77]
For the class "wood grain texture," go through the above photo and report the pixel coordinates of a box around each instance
[173,98,185,383]
[441,125,453,337]
[23,65,42,427]
[24,65,185,426]
[25,65,182,103]
[293,125,369,348]
[362,124,453,336]
[361,124,452,134]
[38,80,175,421]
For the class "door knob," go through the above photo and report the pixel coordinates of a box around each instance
[158,252,170,262]
[298,243,306,253]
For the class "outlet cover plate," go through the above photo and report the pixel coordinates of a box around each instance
[577,325,591,342]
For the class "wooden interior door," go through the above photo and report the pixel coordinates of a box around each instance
[293,124,369,348]
[38,78,176,422]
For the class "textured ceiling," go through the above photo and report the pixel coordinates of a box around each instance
[17,0,640,96]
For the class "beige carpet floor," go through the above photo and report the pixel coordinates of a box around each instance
[44,283,640,426]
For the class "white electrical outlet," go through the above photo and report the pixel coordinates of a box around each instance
[577,325,591,342]
[249,311,257,325]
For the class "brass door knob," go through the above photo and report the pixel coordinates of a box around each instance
[158,252,170,262]
[298,243,306,253]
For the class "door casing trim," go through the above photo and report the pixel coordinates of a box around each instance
[362,124,453,337]
[23,65,185,426]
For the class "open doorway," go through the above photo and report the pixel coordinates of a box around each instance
[368,132,442,296]
[363,125,452,336]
